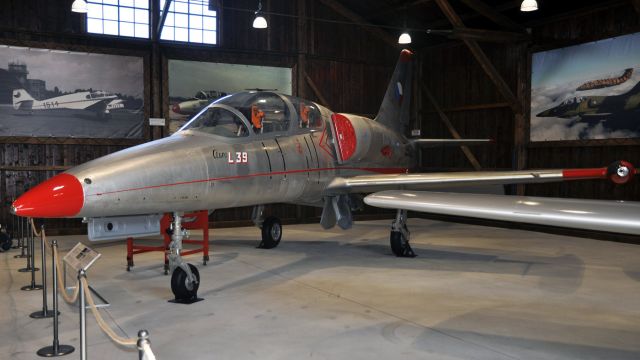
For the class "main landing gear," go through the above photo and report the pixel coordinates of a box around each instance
[168,212,202,303]
[253,205,282,249]
[390,209,415,257]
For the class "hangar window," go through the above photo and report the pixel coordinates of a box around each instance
[86,0,150,39]
[160,0,218,45]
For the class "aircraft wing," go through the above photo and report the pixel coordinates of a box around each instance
[324,161,635,195]
[363,190,640,235]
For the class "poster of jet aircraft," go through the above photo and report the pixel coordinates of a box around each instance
[530,31,640,141]
[12,50,640,302]
[168,60,292,133]
[0,45,144,138]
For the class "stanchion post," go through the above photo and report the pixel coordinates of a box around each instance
[14,217,26,258]
[79,270,87,360]
[37,238,74,357]
[31,225,55,318]
[22,221,42,290]
[137,330,150,360]
[18,218,34,272]
[11,213,19,248]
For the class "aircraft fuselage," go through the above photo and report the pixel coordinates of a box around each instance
[28,93,412,219]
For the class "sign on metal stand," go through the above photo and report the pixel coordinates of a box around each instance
[63,242,102,360]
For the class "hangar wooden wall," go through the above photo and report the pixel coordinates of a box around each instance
[0,0,397,232]
[0,0,638,233]
[419,1,640,203]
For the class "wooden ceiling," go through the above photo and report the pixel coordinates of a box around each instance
[322,0,633,47]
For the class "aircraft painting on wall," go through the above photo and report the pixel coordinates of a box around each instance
[530,31,640,141]
[12,50,640,302]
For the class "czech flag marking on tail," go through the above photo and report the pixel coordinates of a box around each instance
[395,81,404,105]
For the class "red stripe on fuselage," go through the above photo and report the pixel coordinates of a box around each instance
[87,167,408,197]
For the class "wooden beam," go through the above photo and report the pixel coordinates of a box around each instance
[458,0,525,32]
[434,0,521,114]
[423,101,510,114]
[422,84,482,170]
[0,166,72,172]
[632,0,640,15]
[366,0,434,21]
[318,0,397,46]
[428,0,521,29]
[449,27,530,43]
[305,72,331,108]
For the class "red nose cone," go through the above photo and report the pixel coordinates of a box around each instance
[11,173,84,218]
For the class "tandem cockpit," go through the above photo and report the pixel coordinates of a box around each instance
[178,92,323,139]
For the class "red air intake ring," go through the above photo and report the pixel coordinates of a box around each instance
[607,160,635,185]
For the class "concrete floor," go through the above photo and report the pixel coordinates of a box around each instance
[1,219,640,359]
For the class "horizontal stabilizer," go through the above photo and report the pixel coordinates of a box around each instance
[364,191,640,235]
[411,139,493,147]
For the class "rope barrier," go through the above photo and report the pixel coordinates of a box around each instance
[53,245,80,304]
[29,218,80,304]
[81,277,137,346]
[29,218,41,238]
[27,217,155,355]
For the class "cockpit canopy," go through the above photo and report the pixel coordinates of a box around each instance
[179,92,322,138]
[560,96,586,106]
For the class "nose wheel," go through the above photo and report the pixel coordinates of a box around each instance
[171,263,200,301]
[167,213,203,304]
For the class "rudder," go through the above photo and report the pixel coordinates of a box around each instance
[12,89,35,110]
[374,49,413,134]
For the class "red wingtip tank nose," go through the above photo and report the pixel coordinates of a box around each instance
[11,173,84,218]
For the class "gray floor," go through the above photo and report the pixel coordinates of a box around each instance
[2,219,640,359]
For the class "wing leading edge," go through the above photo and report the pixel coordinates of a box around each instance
[325,161,636,195]
[364,191,640,235]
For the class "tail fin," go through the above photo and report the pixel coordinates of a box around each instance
[375,49,413,134]
[12,89,35,110]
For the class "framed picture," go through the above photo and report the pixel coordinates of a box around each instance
[168,59,292,133]
[530,32,640,141]
[0,45,144,139]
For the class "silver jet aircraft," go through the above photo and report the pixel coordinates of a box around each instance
[11,50,640,301]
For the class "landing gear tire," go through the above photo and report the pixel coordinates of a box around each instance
[171,263,200,301]
[259,216,282,249]
[390,231,416,257]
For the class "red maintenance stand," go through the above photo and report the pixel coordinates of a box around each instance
[126,211,210,274]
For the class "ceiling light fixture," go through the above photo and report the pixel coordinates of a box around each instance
[71,0,88,13]
[398,6,411,45]
[398,32,412,44]
[520,0,538,12]
[252,0,268,29]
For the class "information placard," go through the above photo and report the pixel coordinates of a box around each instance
[63,242,101,272]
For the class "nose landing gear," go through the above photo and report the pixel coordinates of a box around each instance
[167,212,203,304]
